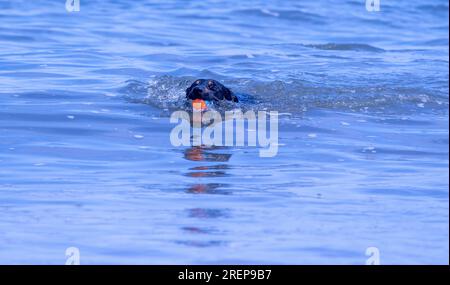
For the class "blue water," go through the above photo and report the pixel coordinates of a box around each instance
[0,0,448,264]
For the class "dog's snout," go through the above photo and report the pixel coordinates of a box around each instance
[193,87,203,95]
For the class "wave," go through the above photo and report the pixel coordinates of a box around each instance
[118,75,449,116]
[303,43,385,52]
[233,8,324,24]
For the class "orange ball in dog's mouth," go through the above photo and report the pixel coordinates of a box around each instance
[192,99,208,111]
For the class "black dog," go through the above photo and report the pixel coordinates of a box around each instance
[186,79,238,103]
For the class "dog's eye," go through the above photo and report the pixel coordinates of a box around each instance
[208,81,215,89]
[195,80,200,84]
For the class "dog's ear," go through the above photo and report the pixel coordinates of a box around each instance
[185,86,193,98]
[224,87,234,101]
[224,88,238,102]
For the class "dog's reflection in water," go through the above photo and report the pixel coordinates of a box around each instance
[186,164,230,178]
[179,146,232,246]
[183,146,231,162]
[183,146,232,194]
[177,208,230,247]
[186,183,231,195]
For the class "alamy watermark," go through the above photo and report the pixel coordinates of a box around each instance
[170,102,279,157]
[66,0,80,13]
[366,0,380,12]
[65,247,80,265]
[365,246,381,265]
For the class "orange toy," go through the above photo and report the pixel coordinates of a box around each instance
[192,99,208,111]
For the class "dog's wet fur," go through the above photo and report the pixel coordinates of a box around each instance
[186,79,238,103]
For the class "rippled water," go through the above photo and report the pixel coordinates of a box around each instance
[0,0,448,264]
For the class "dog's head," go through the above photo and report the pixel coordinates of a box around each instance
[186,79,238,102]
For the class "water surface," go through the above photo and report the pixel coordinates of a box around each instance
[0,0,448,264]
